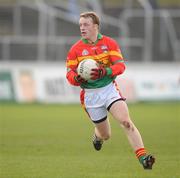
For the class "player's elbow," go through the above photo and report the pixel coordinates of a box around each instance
[115,62,126,75]
[66,72,80,86]
[119,62,126,74]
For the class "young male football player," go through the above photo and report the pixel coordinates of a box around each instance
[66,11,155,169]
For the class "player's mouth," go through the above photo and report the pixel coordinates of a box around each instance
[81,31,87,36]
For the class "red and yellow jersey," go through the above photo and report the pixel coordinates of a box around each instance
[66,34,125,89]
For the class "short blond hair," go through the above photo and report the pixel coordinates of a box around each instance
[80,11,100,26]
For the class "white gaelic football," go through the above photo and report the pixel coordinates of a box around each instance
[77,59,98,80]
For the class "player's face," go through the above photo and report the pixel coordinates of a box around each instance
[79,17,98,41]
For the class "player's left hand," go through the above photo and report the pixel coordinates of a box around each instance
[90,66,107,80]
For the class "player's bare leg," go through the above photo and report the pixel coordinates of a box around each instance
[109,101,144,150]
[94,118,111,140]
[92,118,111,151]
[109,100,155,169]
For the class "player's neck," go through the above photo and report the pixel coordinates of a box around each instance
[88,32,98,44]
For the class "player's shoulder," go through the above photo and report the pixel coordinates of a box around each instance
[69,40,84,51]
[102,35,118,44]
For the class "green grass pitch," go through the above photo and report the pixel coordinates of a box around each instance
[0,102,180,178]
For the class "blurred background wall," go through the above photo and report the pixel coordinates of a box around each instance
[0,0,179,103]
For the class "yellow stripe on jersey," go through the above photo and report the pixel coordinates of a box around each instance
[67,50,123,67]
[109,51,123,59]
[77,51,123,61]
[77,52,109,62]
[66,59,78,66]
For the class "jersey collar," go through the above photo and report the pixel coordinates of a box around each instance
[81,33,103,44]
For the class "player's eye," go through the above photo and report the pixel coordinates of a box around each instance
[84,23,90,27]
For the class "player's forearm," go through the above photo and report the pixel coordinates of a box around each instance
[66,70,81,86]
[107,62,126,77]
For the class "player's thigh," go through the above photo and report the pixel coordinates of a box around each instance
[109,100,130,123]
[94,118,111,139]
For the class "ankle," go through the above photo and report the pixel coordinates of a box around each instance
[135,148,147,163]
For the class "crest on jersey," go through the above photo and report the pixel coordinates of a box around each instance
[82,49,89,56]
[101,45,108,53]
[101,45,108,50]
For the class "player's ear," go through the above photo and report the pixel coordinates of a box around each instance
[94,24,99,30]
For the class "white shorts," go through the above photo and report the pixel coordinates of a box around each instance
[80,82,125,123]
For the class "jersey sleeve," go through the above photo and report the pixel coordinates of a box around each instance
[107,38,126,77]
[66,48,80,86]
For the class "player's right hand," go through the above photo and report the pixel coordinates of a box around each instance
[74,75,87,84]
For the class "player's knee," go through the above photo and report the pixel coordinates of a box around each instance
[101,132,111,140]
[122,120,131,129]
[121,120,134,131]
